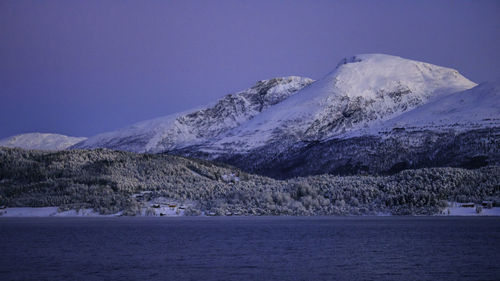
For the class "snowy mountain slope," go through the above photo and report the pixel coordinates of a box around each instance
[220,126,500,179]
[73,76,313,152]
[171,55,500,179]
[7,54,497,178]
[0,133,87,150]
[205,54,476,153]
[207,83,500,178]
[371,81,500,134]
[75,54,476,155]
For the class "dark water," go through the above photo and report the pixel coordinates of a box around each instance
[0,217,499,281]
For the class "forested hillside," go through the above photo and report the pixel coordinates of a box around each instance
[1,147,498,215]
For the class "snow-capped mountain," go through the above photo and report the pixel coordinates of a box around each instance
[218,82,499,178]
[66,53,498,178]
[75,54,476,155]
[0,133,87,151]
[73,76,314,152]
[204,54,476,153]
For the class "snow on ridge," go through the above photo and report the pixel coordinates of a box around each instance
[363,81,500,135]
[334,55,363,69]
[210,54,476,152]
[0,133,87,151]
[68,54,480,155]
[72,76,314,152]
[330,54,475,99]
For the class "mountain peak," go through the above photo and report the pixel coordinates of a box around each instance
[73,54,479,155]
[210,54,477,150]
[240,76,314,107]
[335,55,363,68]
[330,53,472,98]
[335,54,412,69]
[0,133,87,150]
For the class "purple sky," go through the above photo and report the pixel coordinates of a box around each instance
[1,0,499,138]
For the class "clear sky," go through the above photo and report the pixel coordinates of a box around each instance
[1,0,499,138]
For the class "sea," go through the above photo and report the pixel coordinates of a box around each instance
[0,217,499,281]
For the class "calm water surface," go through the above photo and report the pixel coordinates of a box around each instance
[0,217,499,281]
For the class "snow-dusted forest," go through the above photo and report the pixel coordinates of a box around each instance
[1,147,498,216]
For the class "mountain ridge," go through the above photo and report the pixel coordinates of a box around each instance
[203,54,476,153]
[73,76,314,152]
[74,54,478,156]
[3,54,499,179]
[193,82,500,178]
[0,133,87,151]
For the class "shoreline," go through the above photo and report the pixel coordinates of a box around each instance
[1,206,500,217]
